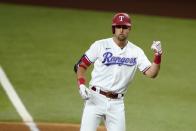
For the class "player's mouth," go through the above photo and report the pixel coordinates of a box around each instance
[118,35,127,41]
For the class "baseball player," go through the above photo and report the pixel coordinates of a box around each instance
[74,12,162,131]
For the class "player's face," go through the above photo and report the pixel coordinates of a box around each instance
[114,25,130,41]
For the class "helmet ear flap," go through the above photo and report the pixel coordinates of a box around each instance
[112,26,115,34]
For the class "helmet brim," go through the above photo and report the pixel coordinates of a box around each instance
[112,23,131,27]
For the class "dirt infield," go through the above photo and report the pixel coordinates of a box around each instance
[0,122,106,131]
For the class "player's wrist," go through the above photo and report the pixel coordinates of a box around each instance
[77,77,86,88]
[153,54,161,64]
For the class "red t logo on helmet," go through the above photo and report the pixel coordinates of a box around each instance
[119,16,125,21]
[112,13,131,27]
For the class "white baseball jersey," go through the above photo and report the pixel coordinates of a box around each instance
[85,38,151,94]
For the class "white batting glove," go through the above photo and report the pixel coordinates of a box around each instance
[79,84,91,100]
[151,41,162,55]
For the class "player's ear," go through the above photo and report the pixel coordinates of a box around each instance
[129,26,131,31]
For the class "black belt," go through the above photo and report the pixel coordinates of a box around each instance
[91,86,124,99]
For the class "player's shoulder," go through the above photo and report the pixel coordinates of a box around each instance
[94,38,112,44]
[127,41,144,52]
[92,38,112,47]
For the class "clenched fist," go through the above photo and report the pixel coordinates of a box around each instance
[79,84,91,100]
[151,41,162,55]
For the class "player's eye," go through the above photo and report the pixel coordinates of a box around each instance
[115,25,129,29]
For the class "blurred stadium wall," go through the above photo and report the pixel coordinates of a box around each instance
[0,0,195,19]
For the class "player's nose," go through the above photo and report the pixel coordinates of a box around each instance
[117,27,122,31]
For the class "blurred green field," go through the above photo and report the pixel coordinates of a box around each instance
[0,3,196,131]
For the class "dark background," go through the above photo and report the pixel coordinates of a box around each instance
[0,0,196,19]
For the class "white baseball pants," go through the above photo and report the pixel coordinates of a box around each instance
[80,89,125,131]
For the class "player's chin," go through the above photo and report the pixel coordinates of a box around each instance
[118,35,127,41]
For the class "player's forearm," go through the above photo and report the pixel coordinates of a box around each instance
[76,68,87,87]
[144,63,160,78]
[75,58,91,87]
[144,53,162,78]
[77,67,86,80]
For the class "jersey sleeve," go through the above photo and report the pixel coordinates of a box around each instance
[137,49,152,72]
[85,41,100,63]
